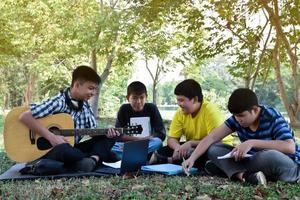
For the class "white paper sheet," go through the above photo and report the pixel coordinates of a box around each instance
[217,151,252,159]
[102,160,122,168]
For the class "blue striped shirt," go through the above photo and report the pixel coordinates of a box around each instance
[225,105,300,164]
[30,88,97,143]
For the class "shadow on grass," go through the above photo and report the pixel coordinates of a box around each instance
[0,150,15,174]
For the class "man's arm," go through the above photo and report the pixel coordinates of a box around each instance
[252,139,295,153]
[19,111,67,146]
[170,139,201,159]
[119,135,144,142]
[183,123,233,171]
[184,140,200,148]
[151,104,166,141]
[167,137,181,150]
[232,139,295,161]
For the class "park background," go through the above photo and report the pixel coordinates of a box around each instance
[0,0,300,199]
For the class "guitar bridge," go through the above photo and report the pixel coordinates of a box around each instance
[29,130,36,144]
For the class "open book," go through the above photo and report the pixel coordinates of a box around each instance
[217,152,252,159]
[141,164,198,175]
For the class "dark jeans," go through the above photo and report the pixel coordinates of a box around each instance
[42,136,117,165]
[207,143,300,183]
[157,142,208,169]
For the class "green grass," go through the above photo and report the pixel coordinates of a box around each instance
[0,115,3,149]
[1,115,300,199]
[1,155,300,200]
[1,152,300,200]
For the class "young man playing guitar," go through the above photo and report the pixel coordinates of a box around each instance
[19,65,119,172]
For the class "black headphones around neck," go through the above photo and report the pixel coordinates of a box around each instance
[63,88,84,111]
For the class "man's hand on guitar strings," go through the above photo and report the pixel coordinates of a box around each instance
[49,134,68,146]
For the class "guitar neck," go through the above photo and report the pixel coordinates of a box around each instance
[57,128,124,137]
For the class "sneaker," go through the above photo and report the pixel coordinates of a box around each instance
[149,152,168,165]
[243,171,267,186]
[74,157,97,172]
[204,160,226,177]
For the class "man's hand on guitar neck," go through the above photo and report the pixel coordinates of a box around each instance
[107,128,121,138]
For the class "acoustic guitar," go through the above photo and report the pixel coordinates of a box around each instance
[4,106,143,162]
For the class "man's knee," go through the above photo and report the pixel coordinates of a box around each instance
[255,150,291,166]
[150,137,162,147]
[49,143,85,163]
[254,150,300,182]
[148,137,163,152]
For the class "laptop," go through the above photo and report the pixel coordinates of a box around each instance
[95,139,149,174]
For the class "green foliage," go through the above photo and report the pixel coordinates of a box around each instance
[156,81,177,105]
[0,0,299,123]
[99,64,133,118]
[0,65,29,107]
[0,0,138,110]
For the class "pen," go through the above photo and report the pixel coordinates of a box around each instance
[182,157,190,176]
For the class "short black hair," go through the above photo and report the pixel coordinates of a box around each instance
[71,65,101,86]
[127,81,147,96]
[227,88,259,114]
[174,79,203,102]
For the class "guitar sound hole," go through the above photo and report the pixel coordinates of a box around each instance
[36,126,60,150]
[49,127,60,134]
[37,137,52,150]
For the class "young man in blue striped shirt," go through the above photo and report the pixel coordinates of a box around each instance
[183,88,300,185]
[20,66,119,173]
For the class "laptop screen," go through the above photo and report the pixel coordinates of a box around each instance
[120,139,149,173]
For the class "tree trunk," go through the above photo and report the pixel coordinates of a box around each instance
[273,38,297,124]
[244,76,251,89]
[4,93,10,110]
[23,74,37,106]
[89,49,100,118]
[153,81,157,105]
[89,47,116,119]
[259,0,300,127]
[144,56,156,104]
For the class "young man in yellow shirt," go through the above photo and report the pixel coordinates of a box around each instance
[151,79,233,169]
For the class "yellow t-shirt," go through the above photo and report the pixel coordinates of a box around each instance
[169,100,233,145]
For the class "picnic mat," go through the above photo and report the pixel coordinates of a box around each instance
[0,163,107,181]
[0,163,204,181]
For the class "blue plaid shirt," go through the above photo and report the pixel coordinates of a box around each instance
[225,105,300,164]
[30,88,97,143]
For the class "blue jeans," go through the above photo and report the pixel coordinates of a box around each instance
[111,137,163,160]
[207,143,300,183]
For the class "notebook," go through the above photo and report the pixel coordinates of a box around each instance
[95,139,149,174]
[141,164,198,175]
